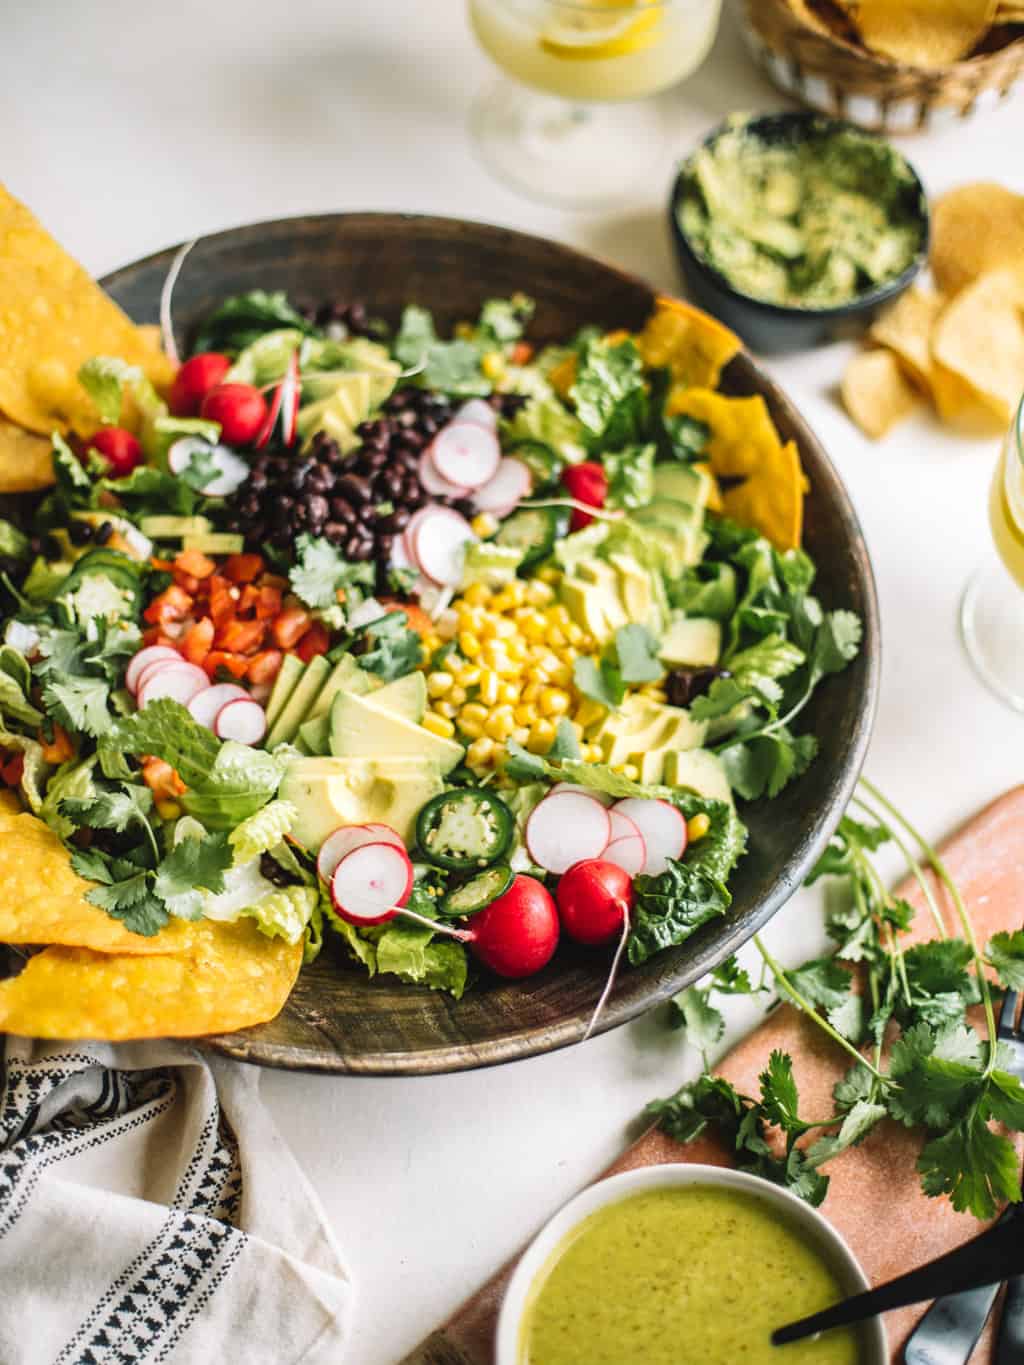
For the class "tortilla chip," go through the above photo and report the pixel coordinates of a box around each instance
[931,183,1024,296]
[721,439,804,551]
[0,415,54,492]
[0,184,175,438]
[666,388,784,478]
[868,286,945,397]
[0,920,302,1040]
[930,269,1024,427]
[853,0,996,66]
[0,805,196,954]
[637,297,742,391]
[841,349,921,439]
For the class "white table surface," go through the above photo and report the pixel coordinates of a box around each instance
[4,3,1023,1359]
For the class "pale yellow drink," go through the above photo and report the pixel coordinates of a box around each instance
[989,397,1024,589]
[468,0,722,102]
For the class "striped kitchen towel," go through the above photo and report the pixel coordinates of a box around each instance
[0,1038,351,1364]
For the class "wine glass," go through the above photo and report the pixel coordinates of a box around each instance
[961,392,1024,709]
[467,0,722,209]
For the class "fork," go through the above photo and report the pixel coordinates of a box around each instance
[904,986,1024,1365]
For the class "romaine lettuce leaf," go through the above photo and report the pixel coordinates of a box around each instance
[228,800,297,865]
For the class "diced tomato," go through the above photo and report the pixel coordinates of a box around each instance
[181,616,215,666]
[149,557,177,574]
[379,599,434,638]
[1,752,25,787]
[510,341,534,366]
[207,576,237,627]
[271,606,313,650]
[203,651,251,681]
[223,554,264,584]
[215,618,267,654]
[174,548,217,580]
[142,626,181,649]
[235,584,258,616]
[141,757,186,800]
[296,622,330,662]
[143,584,194,626]
[246,649,284,686]
[39,723,75,765]
[174,572,201,596]
[255,585,283,621]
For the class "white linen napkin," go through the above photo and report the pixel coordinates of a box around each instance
[0,1038,352,1365]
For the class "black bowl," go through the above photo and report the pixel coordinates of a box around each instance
[669,112,930,354]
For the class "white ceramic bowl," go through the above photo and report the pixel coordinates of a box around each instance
[495,1162,888,1365]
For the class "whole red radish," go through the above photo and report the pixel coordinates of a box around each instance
[200,383,268,446]
[467,875,559,979]
[90,426,142,478]
[170,352,232,417]
[557,859,634,946]
[561,461,608,531]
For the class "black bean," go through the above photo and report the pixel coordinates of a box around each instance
[336,473,370,504]
[380,507,410,534]
[307,494,329,527]
[364,451,388,472]
[329,497,355,523]
[323,521,347,544]
[382,469,405,498]
[344,534,368,561]
[94,523,114,547]
[375,533,394,561]
[68,521,94,546]
[247,469,267,492]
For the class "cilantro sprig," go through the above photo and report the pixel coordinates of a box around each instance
[648,778,1024,1220]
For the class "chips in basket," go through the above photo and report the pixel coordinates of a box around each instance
[852,0,997,68]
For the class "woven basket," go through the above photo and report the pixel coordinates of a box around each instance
[740,0,1024,134]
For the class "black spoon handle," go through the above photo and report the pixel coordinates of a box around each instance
[995,1273,1024,1365]
[772,1217,1024,1348]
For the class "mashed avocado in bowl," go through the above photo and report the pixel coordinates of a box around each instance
[670,112,929,352]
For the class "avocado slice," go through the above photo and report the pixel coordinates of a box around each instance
[297,373,373,447]
[297,712,331,756]
[652,463,712,514]
[558,577,616,645]
[367,671,427,724]
[629,515,708,575]
[308,652,373,721]
[280,754,443,850]
[328,689,463,774]
[662,749,732,805]
[183,532,246,555]
[608,552,661,632]
[265,654,305,733]
[659,616,722,669]
[265,655,331,748]
[139,514,213,540]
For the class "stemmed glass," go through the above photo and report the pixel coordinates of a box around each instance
[467,0,722,209]
[961,393,1024,709]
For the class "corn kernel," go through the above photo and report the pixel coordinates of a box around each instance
[479,671,501,706]
[463,582,492,607]
[498,681,520,704]
[156,800,182,821]
[457,714,484,739]
[471,512,499,539]
[550,662,574,688]
[449,685,468,707]
[545,626,567,649]
[434,700,457,719]
[485,704,516,741]
[621,764,640,781]
[513,703,535,727]
[426,671,454,698]
[490,589,515,613]
[687,813,711,843]
[506,638,528,663]
[549,604,571,627]
[520,613,547,643]
[527,717,556,752]
[454,663,481,688]
[565,623,585,646]
[521,681,542,703]
[481,350,505,380]
[538,566,561,584]
[493,655,521,679]
[574,698,606,729]
[422,712,456,739]
[493,616,517,639]
[539,687,570,716]
[526,580,556,605]
[460,701,489,727]
[458,631,482,659]
[466,737,496,767]
[423,632,444,653]
[583,743,603,763]
[455,320,474,340]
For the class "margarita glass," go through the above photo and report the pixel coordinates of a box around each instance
[961,393,1024,709]
[467,0,722,208]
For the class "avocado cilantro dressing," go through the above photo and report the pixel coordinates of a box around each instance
[678,116,923,309]
[519,1186,862,1365]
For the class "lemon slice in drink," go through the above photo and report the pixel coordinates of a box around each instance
[539,0,662,60]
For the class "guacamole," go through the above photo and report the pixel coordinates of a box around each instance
[519,1185,864,1365]
[677,116,924,309]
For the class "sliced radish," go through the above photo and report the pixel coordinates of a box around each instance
[472,457,532,514]
[549,781,613,808]
[317,823,405,884]
[602,810,647,878]
[187,682,249,729]
[167,438,250,497]
[418,448,470,499]
[411,507,478,587]
[279,349,301,446]
[525,791,611,875]
[429,422,500,490]
[214,698,267,745]
[330,840,413,926]
[612,797,687,876]
[253,381,284,450]
[454,398,497,430]
[135,655,187,694]
[137,661,209,709]
[126,645,181,695]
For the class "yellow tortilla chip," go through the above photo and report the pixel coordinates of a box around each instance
[931,183,1024,297]
[0,805,196,954]
[853,0,996,66]
[637,296,742,391]
[841,349,921,440]
[868,286,945,397]
[667,388,785,478]
[721,439,804,552]
[930,270,1024,427]
[0,920,302,1040]
[0,415,54,492]
[0,184,175,438]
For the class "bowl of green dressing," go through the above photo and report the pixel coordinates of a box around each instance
[496,1163,886,1365]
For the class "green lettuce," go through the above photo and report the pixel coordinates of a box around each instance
[240,885,318,945]
[228,800,297,865]
[39,755,99,839]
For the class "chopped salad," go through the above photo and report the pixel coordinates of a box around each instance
[0,285,861,1015]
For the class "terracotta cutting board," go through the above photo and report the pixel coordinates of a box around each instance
[402,786,1024,1365]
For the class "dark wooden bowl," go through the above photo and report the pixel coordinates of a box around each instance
[101,213,879,1075]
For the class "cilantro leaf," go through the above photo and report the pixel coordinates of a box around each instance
[614,623,664,684]
[711,955,757,995]
[918,1112,1022,1219]
[759,1050,806,1134]
[805,1099,887,1169]
[788,957,856,1012]
[110,699,221,788]
[394,305,489,397]
[476,294,534,349]
[357,611,424,682]
[289,534,374,610]
[60,785,153,834]
[572,655,625,709]
[153,832,233,909]
[888,1023,984,1130]
[42,676,112,738]
[720,729,818,801]
[669,562,738,622]
[668,986,725,1060]
[84,867,168,937]
[987,932,1024,990]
